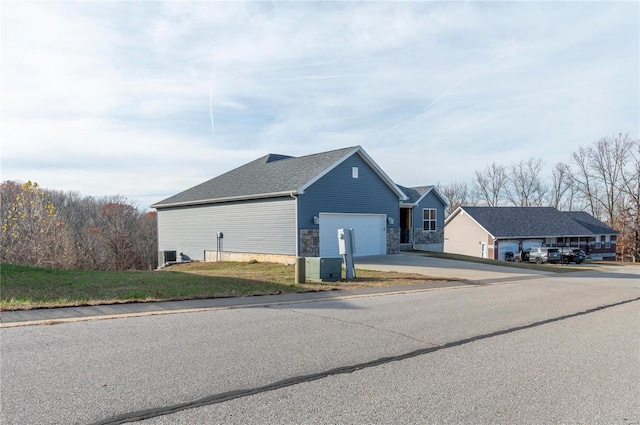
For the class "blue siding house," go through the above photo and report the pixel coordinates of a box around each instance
[397,185,449,252]
[152,146,428,264]
[152,146,448,265]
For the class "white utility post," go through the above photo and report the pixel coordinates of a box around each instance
[338,228,356,280]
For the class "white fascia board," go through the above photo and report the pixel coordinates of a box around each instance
[297,146,409,201]
[297,146,360,195]
[445,206,496,239]
[151,191,296,209]
[416,186,450,208]
[354,147,408,201]
[444,206,463,225]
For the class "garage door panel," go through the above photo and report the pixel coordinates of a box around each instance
[497,240,519,261]
[319,213,386,257]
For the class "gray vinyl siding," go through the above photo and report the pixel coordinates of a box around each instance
[413,191,446,229]
[157,197,296,260]
[298,154,400,230]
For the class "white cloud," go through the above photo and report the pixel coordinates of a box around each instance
[1,1,638,208]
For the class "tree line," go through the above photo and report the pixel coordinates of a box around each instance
[1,181,157,270]
[437,133,640,262]
[2,133,637,269]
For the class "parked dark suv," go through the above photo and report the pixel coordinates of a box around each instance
[528,247,561,264]
[560,248,586,264]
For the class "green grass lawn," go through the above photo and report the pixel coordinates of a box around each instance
[0,262,461,310]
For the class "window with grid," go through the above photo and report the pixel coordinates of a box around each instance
[423,209,437,231]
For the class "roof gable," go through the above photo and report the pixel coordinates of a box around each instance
[448,206,617,238]
[152,146,406,208]
[398,185,449,207]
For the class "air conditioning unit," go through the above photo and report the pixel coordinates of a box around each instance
[159,250,177,265]
[305,257,342,282]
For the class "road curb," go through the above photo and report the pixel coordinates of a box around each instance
[0,283,477,328]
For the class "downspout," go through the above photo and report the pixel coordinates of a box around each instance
[290,192,299,257]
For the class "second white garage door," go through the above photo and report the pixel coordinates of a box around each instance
[319,213,387,257]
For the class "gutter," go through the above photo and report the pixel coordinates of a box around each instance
[290,192,299,257]
[151,191,298,209]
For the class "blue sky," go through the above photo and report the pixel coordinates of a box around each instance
[2,1,638,209]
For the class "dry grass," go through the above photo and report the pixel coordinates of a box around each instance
[1,262,460,311]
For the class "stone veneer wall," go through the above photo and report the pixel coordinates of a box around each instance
[412,228,445,252]
[301,228,400,257]
[386,227,400,254]
[299,229,320,257]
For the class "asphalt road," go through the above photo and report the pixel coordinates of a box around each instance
[1,264,638,424]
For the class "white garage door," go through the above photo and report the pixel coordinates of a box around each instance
[497,240,519,261]
[319,213,386,257]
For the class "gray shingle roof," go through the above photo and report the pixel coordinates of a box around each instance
[457,206,617,238]
[561,211,618,235]
[397,185,433,204]
[153,146,389,208]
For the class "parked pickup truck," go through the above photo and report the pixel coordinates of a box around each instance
[513,248,531,263]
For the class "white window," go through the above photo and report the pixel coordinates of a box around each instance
[352,167,358,178]
[605,235,611,248]
[423,209,436,231]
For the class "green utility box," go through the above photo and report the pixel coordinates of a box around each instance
[305,257,342,282]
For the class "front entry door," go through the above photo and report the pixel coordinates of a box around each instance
[480,242,488,258]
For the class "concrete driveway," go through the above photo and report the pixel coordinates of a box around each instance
[355,252,556,284]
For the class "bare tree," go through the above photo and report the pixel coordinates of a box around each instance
[504,157,547,207]
[572,134,635,222]
[0,180,22,226]
[0,181,71,267]
[1,181,158,270]
[51,191,105,269]
[571,146,603,218]
[473,162,507,206]
[614,135,640,261]
[590,134,634,225]
[437,181,475,217]
[548,162,574,210]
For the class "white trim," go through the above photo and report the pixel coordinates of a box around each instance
[152,191,296,209]
[445,206,496,239]
[298,146,408,201]
[415,186,450,208]
[292,193,299,256]
[422,208,437,232]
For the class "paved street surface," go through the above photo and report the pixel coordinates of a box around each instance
[357,252,567,282]
[1,261,638,424]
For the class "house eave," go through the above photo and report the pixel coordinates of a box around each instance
[494,234,609,239]
[151,191,297,209]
